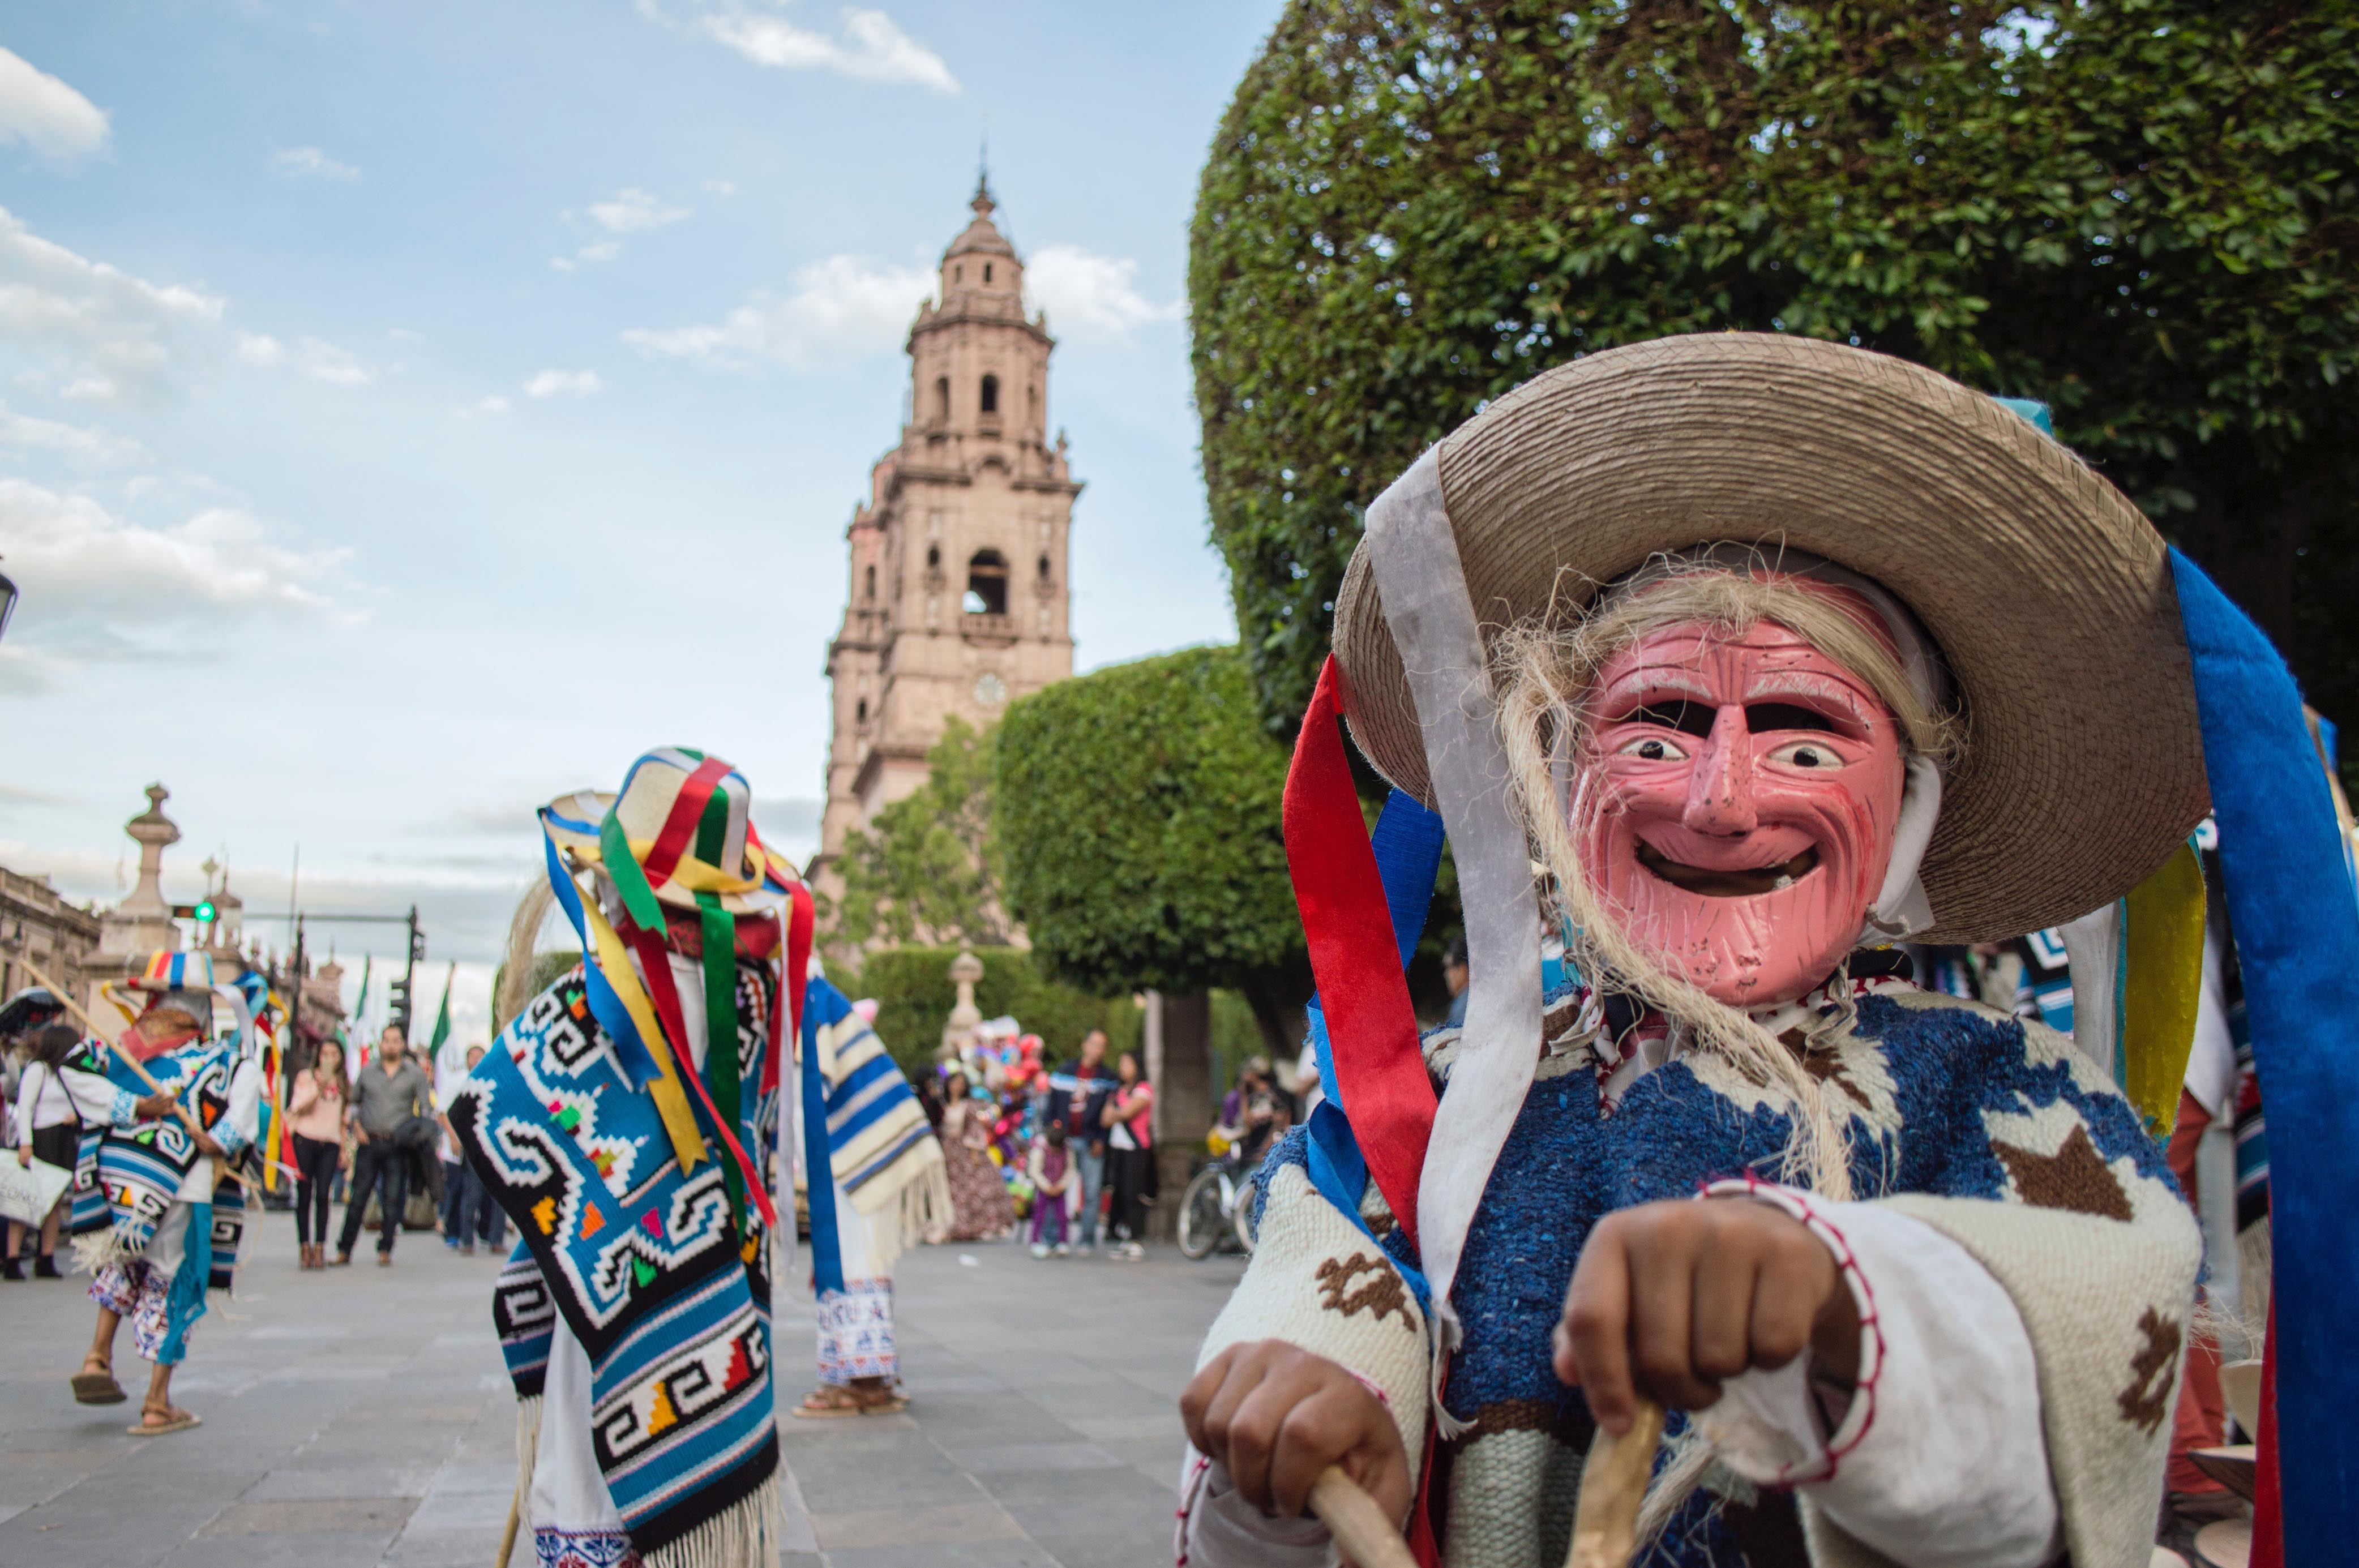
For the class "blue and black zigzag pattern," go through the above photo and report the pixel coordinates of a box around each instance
[452,964,778,1558]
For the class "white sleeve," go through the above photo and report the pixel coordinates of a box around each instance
[216,1059,264,1155]
[1174,1450,1334,1568]
[1696,1185,2059,1568]
[59,1064,139,1127]
[12,1063,40,1139]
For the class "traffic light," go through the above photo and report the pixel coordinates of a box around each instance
[386,976,412,1036]
[192,899,217,926]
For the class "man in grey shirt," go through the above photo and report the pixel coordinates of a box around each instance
[334,1024,432,1266]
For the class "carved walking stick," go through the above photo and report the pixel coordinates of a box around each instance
[1565,1398,1667,1568]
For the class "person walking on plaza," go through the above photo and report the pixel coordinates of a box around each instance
[939,1068,1016,1241]
[434,1044,502,1256]
[10,1023,85,1279]
[449,748,943,1561]
[1027,1121,1076,1257]
[58,954,262,1435]
[335,1023,430,1267]
[1047,1030,1118,1252]
[284,1038,348,1270]
[1101,1051,1153,1262]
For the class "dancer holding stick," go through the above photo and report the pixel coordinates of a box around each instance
[1166,336,2359,1567]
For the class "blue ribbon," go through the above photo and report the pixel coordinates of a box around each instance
[799,978,846,1296]
[539,824,664,1091]
[2171,547,2359,1560]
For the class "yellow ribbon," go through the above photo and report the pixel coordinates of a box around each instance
[570,873,708,1173]
[2121,841,2207,1139]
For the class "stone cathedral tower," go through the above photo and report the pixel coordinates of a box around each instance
[814,179,1081,898]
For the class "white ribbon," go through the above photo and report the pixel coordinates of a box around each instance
[1361,448,1544,1438]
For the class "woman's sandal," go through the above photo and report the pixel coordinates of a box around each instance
[127,1402,200,1437]
[791,1386,866,1419]
[70,1357,125,1406]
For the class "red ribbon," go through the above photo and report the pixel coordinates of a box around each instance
[622,919,780,1232]
[640,755,735,886]
[1282,654,1437,1252]
[764,883,814,1099]
[2254,1297,2283,1568]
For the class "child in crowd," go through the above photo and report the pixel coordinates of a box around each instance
[1027,1121,1074,1258]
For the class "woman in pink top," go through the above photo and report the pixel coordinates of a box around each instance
[1099,1052,1155,1261]
[284,1040,349,1270]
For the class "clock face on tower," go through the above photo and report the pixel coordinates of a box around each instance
[974,672,1008,708]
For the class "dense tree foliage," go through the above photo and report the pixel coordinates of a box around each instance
[825,718,1009,953]
[995,645,1312,1052]
[1192,0,2359,756]
[851,945,1141,1075]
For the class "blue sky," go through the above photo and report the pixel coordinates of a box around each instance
[0,1,1282,1039]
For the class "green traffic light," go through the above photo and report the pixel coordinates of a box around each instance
[192,899,217,924]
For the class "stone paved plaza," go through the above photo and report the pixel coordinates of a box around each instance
[0,1209,1247,1567]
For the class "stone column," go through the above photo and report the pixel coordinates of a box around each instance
[1145,990,1214,1241]
[941,949,983,1059]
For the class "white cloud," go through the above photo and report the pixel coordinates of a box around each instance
[1025,246,1179,344]
[0,204,224,406]
[453,396,511,419]
[236,331,373,387]
[270,145,361,182]
[549,256,576,274]
[622,255,932,369]
[586,188,689,235]
[704,178,738,199]
[523,369,601,399]
[0,404,145,467]
[0,478,351,690]
[0,48,110,164]
[577,238,623,265]
[647,2,957,94]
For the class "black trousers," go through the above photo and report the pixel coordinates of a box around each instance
[336,1137,407,1257]
[1107,1146,1155,1243]
[291,1134,339,1246]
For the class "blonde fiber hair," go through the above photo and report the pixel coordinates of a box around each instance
[1493,567,1957,1202]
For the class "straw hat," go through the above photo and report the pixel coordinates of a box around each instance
[541,747,799,917]
[1332,332,2208,942]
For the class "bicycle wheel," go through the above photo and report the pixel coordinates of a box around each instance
[1177,1166,1226,1260]
[1232,1186,1257,1255]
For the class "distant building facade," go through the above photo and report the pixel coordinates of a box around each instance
[813,178,1082,898]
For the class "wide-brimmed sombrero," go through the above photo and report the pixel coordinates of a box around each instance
[1332,331,2208,942]
[541,746,798,917]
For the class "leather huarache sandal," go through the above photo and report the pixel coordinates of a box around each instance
[128,1402,201,1437]
[791,1386,866,1419]
[71,1356,126,1406]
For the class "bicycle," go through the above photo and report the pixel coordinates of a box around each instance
[1177,1132,1260,1260]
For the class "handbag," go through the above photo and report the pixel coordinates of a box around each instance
[0,1149,72,1226]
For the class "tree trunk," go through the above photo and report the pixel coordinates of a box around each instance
[1236,968,1311,1065]
[1145,989,1214,1243]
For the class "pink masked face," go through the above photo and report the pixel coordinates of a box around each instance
[1573,614,1908,1008]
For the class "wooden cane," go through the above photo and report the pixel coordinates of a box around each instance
[1306,1467,1420,1568]
[493,1487,522,1568]
[1565,1398,1667,1568]
[16,958,248,1192]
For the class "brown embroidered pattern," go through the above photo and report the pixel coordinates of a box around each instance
[1316,1253,1413,1330]
[1993,1124,2134,1222]
[2118,1306,2182,1433]
[1792,1038,1872,1111]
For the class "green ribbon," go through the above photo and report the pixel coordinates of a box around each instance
[693,787,747,1237]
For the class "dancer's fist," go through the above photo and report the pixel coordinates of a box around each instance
[1181,1339,1410,1528]
[1554,1198,1858,1434]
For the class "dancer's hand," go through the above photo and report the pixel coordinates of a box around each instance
[134,1092,176,1120]
[1181,1339,1410,1528]
[1555,1198,1859,1436]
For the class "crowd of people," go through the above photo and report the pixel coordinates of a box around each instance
[918,1026,1164,1260]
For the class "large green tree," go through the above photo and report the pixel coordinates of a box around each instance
[826,717,1011,952]
[1192,0,2359,755]
[995,645,1312,1053]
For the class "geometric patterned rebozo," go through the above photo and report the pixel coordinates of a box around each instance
[451,965,780,1560]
